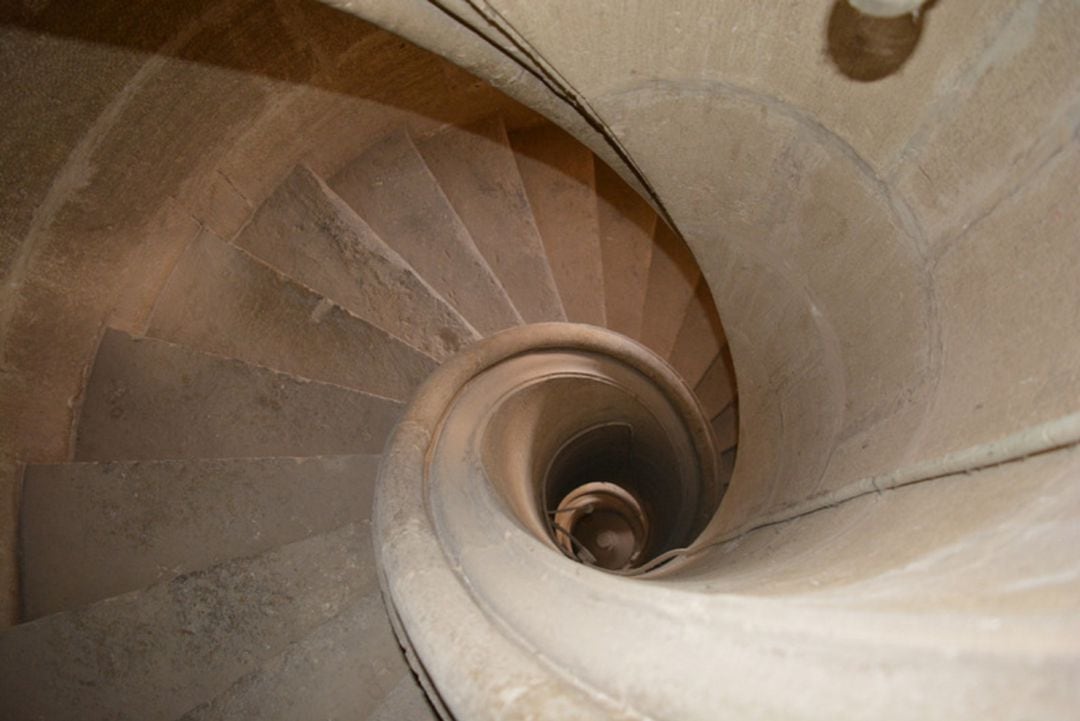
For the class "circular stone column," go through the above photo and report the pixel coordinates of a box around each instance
[374,323,722,719]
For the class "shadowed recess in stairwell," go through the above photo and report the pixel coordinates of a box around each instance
[475,347,723,573]
[826,0,931,81]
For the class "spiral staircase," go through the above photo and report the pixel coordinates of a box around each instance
[3,0,1079,719]
[1,106,735,717]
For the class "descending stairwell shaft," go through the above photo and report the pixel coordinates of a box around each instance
[455,334,721,573]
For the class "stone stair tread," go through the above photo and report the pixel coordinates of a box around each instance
[669,277,728,388]
[595,161,657,339]
[417,115,566,324]
[330,128,521,335]
[75,329,401,461]
[0,523,376,721]
[717,448,737,495]
[179,592,429,721]
[147,229,436,400]
[711,404,738,454]
[639,221,701,358]
[20,454,381,620]
[509,122,606,326]
[694,348,737,420]
[235,165,477,362]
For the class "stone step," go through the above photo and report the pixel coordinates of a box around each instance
[20,454,380,620]
[670,277,728,388]
[639,221,701,358]
[509,123,606,326]
[595,161,657,340]
[148,230,435,400]
[330,129,521,336]
[0,524,376,721]
[694,348,737,420]
[418,116,565,324]
[75,329,400,461]
[718,448,737,495]
[235,165,478,362]
[179,592,430,721]
[711,404,738,454]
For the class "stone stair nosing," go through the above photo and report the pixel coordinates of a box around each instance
[508,122,607,327]
[639,220,701,359]
[146,228,436,401]
[712,403,739,454]
[0,523,377,721]
[669,277,729,388]
[418,114,567,324]
[234,164,479,362]
[19,454,381,620]
[595,160,657,340]
[329,127,523,336]
[75,328,401,461]
[695,347,737,421]
[718,447,737,494]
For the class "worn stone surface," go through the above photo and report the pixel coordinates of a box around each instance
[368,671,441,721]
[75,329,401,461]
[330,128,521,335]
[0,26,145,286]
[235,165,477,361]
[0,278,105,628]
[669,277,727,387]
[418,115,566,323]
[21,454,380,619]
[199,22,540,241]
[0,461,20,627]
[509,122,606,326]
[595,161,656,340]
[0,523,375,721]
[639,221,700,358]
[690,443,1080,616]
[892,0,1080,248]
[180,592,423,721]
[1,276,109,462]
[469,0,1021,172]
[148,230,435,400]
[109,198,206,336]
[918,138,1080,460]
